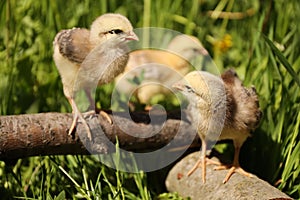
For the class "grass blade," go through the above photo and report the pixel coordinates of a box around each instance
[262,34,300,87]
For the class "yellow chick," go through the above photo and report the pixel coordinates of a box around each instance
[173,69,261,183]
[53,13,138,140]
[115,34,208,107]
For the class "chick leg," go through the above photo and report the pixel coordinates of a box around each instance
[85,89,113,124]
[68,97,92,140]
[214,143,253,183]
[187,139,211,183]
[201,140,207,183]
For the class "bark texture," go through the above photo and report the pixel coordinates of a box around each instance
[0,111,198,160]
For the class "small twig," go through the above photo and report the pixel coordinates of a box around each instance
[207,8,256,20]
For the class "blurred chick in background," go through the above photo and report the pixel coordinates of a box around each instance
[53,13,138,140]
[173,69,261,183]
[115,34,208,109]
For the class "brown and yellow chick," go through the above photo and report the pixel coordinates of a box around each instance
[115,34,208,107]
[173,69,261,183]
[53,13,138,140]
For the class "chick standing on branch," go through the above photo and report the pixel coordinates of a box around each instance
[173,69,261,183]
[53,13,138,140]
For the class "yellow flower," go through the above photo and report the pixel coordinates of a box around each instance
[213,34,233,53]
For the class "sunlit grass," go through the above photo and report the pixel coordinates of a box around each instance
[0,0,299,199]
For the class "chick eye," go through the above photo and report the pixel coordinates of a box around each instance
[185,85,194,93]
[108,29,123,34]
[192,48,198,52]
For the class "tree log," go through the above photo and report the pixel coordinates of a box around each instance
[0,111,199,160]
[165,151,292,200]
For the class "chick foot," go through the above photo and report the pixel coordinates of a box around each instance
[68,98,93,140]
[69,111,93,140]
[187,142,221,183]
[187,157,221,177]
[214,164,253,183]
[83,110,96,119]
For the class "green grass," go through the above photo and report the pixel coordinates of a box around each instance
[0,0,299,199]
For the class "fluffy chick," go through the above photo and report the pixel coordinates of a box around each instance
[53,13,138,140]
[173,69,261,183]
[115,34,208,106]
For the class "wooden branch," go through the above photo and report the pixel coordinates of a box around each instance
[0,111,199,160]
[166,152,292,200]
[1,112,292,198]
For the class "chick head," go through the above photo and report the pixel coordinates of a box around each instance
[90,13,138,45]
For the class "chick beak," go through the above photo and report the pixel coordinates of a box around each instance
[172,82,184,91]
[198,47,209,56]
[125,31,139,41]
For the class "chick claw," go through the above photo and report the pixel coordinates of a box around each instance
[68,110,94,141]
[99,110,113,124]
[83,110,96,119]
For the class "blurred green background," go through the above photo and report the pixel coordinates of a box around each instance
[0,0,299,199]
